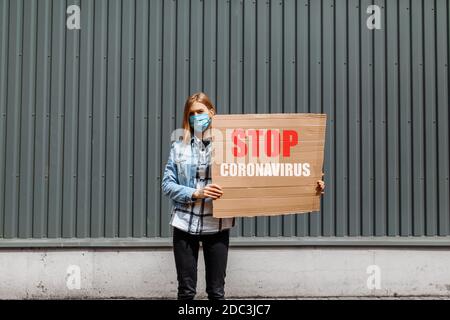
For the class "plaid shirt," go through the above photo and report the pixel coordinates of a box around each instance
[162,134,235,235]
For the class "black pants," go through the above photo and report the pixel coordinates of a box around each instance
[172,226,230,300]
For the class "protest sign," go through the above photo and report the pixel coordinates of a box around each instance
[211,113,326,218]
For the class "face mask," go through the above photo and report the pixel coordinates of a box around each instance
[189,113,211,132]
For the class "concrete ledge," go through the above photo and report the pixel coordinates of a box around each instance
[0,236,450,248]
[1,247,450,299]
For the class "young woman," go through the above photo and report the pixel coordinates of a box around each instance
[161,92,325,300]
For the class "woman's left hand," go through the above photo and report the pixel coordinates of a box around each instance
[316,180,325,195]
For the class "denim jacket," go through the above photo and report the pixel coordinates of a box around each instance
[161,137,204,209]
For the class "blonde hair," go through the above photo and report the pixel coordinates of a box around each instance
[181,92,216,143]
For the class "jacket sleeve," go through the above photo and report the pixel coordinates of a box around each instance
[161,142,197,204]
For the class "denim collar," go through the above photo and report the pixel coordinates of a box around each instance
[191,134,212,147]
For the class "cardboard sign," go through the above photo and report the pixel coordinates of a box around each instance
[211,113,327,218]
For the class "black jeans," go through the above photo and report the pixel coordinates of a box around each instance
[172,226,230,300]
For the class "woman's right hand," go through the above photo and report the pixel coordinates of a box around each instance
[193,184,223,200]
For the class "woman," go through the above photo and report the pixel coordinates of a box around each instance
[161,92,325,300]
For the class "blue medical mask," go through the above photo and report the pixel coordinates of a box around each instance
[189,113,211,132]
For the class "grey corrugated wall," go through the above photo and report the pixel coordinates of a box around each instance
[0,0,449,242]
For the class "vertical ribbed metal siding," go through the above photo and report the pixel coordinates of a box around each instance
[0,0,449,239]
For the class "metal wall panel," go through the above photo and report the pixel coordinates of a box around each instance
[0,0,449,240]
